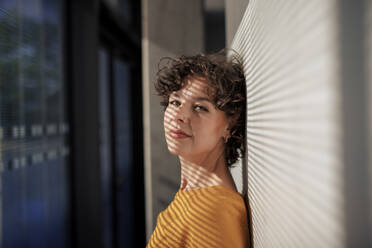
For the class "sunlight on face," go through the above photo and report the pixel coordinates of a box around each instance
[163,77,230,163]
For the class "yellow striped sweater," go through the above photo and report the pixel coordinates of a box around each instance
[147,185,250,248]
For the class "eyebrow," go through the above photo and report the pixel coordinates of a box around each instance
[193,97,211,102]
[171,93,211,102]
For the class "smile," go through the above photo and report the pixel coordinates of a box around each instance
[169,129,192,139]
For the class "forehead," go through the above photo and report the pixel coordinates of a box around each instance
[173,77,211,98]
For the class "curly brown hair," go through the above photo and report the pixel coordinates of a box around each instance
[155,50,246,167]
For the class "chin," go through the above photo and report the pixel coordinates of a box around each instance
[167,146,181,155]
[165,138,183,155]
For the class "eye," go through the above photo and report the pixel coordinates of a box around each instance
[194,104,209,112]
[169,100,181,106]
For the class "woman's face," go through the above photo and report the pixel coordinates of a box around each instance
[164,77,230,162]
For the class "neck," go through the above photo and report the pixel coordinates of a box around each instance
[178,151,236,191]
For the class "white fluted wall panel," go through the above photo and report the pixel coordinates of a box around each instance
[231,1,345,247]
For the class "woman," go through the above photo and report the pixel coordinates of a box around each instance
[147,51,249,248]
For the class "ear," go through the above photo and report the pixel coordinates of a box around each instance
[225,127,230,137]
[221,123,230,139]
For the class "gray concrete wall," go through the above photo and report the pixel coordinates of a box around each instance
[141,0,204,240]
[225,0,249,47]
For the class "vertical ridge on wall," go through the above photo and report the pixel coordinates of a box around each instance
[231,0,345,247]
[368,0,372,239]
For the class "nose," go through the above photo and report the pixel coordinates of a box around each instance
[175,103,189,123]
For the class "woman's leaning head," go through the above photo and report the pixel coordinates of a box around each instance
[155,50,246,167]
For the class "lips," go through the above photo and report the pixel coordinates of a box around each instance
[169,129,192,139]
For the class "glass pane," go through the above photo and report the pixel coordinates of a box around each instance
[0,0,70,247]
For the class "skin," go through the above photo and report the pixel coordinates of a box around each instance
[163,76,237,192]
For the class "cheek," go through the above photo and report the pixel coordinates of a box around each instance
[193,121,224,144]
[202,116,227,135]
[163,108,173,131]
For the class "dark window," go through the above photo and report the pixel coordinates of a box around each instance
[113,57,133,247]
[0,0,70,247]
